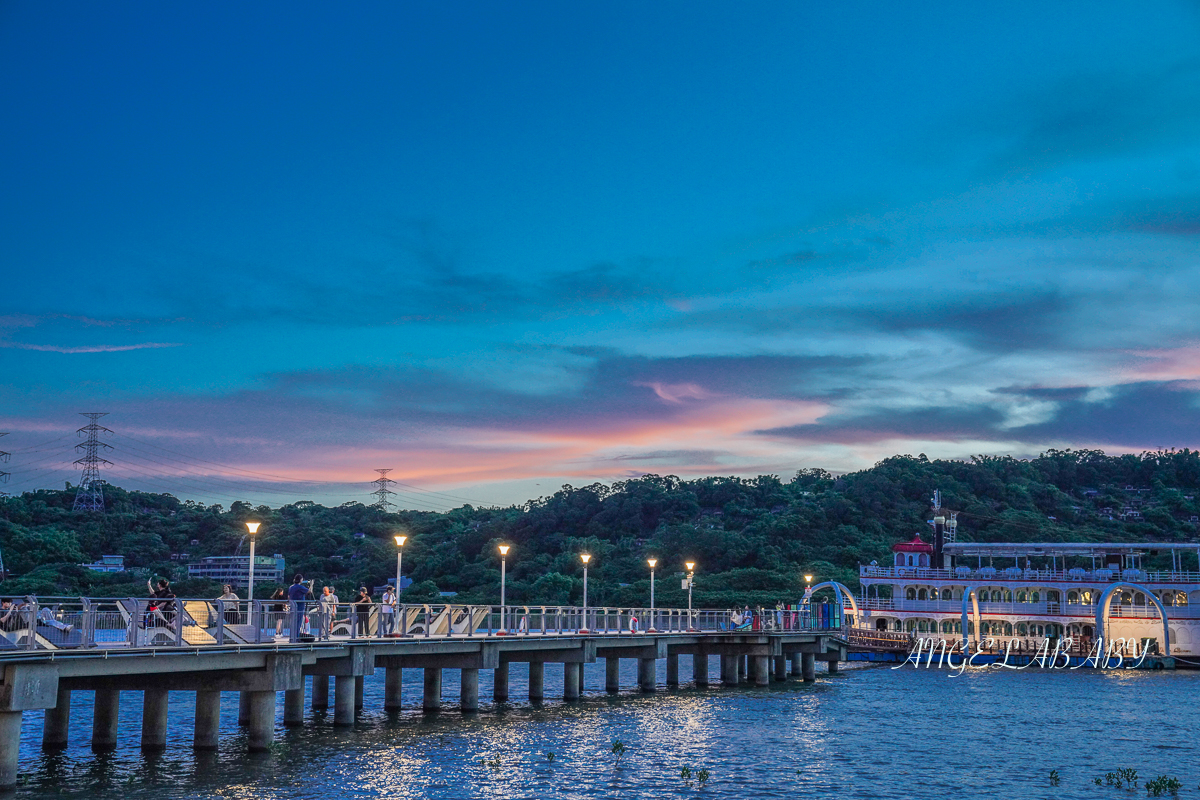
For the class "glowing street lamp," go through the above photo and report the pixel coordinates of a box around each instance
[685,561,696,631]
[647,558,658,632]
[580,554,592,633]
[393,535,408,636]
[497,544,511,635]
[245,522,261,600]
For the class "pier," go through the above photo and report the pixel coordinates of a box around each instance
[0,598,846,787]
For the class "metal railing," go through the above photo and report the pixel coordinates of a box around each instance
[0,597,849,652]
[860,566,1200,584]
[857,598,1200,619]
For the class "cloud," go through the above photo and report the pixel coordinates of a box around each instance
[0,341,181,353]
[758,405,1007,445]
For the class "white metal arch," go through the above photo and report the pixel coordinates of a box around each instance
[802,581,860,627]
[960,585,983,648]
[1095,582,1171,656]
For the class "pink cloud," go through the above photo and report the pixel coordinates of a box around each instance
[0,341,181,354]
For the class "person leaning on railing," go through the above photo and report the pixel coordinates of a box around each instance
[353,587,371,637]
[218,585,240,625]
[379,586,397,637]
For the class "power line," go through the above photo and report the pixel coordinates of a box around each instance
[0,433,9,497]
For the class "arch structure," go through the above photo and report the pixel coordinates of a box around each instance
[959,586,984,649]
[802,581,860,629]
[1095,582,1171,656]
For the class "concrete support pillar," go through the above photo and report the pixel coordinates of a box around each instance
[42,687,71,750]
[638,658,656,693]
[312,675,329,709]
[720,655,738,685]
[563,663,581,700]
[693,654,710,686]
[826,659,840,675]
[739,655,748,678]
[773,655,788,682]
[493,662,508,703]
[193,689,221,750]
[528,662,544,702]
[385,667,403,710]
[461,668,479,712]
[790,652,802,676]
[354,675,365,709]
[238,691,251,726]
[141,687,170,750]
[752,655,770,687]
[576,663,585,696]
[666,654,679,686]
[92,688,120,751]
[0,711,22,789]
[802,652,816,683]
[284,687,305,727]
[246,690,275,752]
[422,668,442,711]
[334,676,356,726]
[605,657,620,692]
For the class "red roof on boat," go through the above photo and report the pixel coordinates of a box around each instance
[892,535,933,553]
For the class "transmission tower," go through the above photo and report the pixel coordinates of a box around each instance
[0,433,9,497]
[371,468,397,510]
[73,413,113,512]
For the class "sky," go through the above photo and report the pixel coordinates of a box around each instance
[3,2,1200,510]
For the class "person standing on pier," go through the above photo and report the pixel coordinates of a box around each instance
[380,585,397,637]
[270,586,288,636]
[352,586,372,637]
[287,574,311,642]
[319,586,339,640]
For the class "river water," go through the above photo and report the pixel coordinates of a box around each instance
[13,659,1200,798]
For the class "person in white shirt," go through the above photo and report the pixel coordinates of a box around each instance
[319,586,339,640]
[380,586,397,637]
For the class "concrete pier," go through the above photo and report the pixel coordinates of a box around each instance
[193,690,221,750]
[693,653,710,686]
[802,652,816,682]
[238,691,251,725]
[246,691,275,751]
[312,675,329,709]
[606,657,620,692]
[564,663,581,700]
[92,688,120,751]
[528,662,544,701]
[355,675,365,709]
[638,658,656,692]
[423,667,442,711]
[334,675,356,725]
[752,655,770,687]
[141,687,170,750]
[721,655,738,685]
[773,655,787,682]
[790,652,802,676]
[666,653,679,686]
[0,712,21,788]
[284,687,305,726]
[826,659,839,675]
[577,663,586,696]
[493,663,508,702]
[384,667,403,710]
[42,688,71,750]
[461,668,479,712]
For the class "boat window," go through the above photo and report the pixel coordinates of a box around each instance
[1081,590,1092,604]
[1016,623,1028,636]
[906,588,916,600]
[1047,591,1059,603]
[1031,592,1040,603]
[918,589,927,601]
[990,590,1001,602]
[1067,591,1079,604]
[1134,592,1146,606]
[1120,592,1132,605]
[1175,592,1188,606]
[1016,591,1027,603]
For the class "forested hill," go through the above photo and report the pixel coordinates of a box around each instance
[2,449,1200,608]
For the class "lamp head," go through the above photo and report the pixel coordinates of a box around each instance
[804,574,813,584]
[245,522,260,535]
[685,561,695,572]
[394,535,407,547]
[580,553,591,565]
[647,558,657,568]
[498,544,510,556]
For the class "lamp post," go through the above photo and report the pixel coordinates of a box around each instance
[685,561,695,631]
[579,554,591,633]
[245,522,260,600]
[803,574,813,629]
[394,535,407,636]
[497,544,510,635]
[647,558,658,632]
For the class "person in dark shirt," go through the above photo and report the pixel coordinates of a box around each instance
[287,574,312,641]
[353,587,371,637]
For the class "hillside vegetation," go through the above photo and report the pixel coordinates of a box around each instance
[2,449,1198,608]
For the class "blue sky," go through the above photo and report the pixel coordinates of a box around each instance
[3,2,1200,509]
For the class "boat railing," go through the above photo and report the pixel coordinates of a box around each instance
[860,566,1200,584]
[858,597,1199,619]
